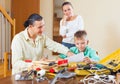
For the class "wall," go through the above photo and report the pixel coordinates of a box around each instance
[40,0,53,57]
[68,0,120,59]
[54,0,64,18]
[5,0,11,12]
[0,0,5,8]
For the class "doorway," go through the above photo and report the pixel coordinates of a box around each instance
[11,0,40,34]
[53,0,64,55]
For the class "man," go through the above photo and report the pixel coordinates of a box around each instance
[11,13,74,75]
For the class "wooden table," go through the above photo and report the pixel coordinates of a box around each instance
[0,75,84,84]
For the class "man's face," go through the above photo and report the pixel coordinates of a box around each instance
[74,37,88,52]
[31,20,45,36]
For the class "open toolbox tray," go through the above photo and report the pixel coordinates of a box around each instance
[99,48,120,72]
[73,49,120,75]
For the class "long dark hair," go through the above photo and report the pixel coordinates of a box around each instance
[62,2,73,9]
[24,13,43,28]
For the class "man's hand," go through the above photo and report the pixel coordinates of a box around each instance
[40,57,48,61]
[66,51,74,57]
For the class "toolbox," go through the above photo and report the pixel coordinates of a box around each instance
[69,62,111,75]
[99,48,120,72]
[73,49,120,75]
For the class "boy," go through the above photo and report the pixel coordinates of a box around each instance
[59,30,100,64]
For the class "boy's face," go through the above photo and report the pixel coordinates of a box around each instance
[74,37,88,52]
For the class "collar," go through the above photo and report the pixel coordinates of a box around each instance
[23,28,42,41]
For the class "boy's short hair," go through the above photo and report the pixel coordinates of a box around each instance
[74,30,87,39]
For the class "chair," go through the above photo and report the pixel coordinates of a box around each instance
[4,52,12,77]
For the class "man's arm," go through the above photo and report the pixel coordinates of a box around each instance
[11,35,32,75]
[45,35,74,56]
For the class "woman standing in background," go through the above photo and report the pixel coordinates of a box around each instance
[59,1,84,49]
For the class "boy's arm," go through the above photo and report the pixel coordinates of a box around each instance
[83,52,100,64]
[89,51,100,62]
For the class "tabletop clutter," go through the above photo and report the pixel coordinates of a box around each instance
[14,49,120,84]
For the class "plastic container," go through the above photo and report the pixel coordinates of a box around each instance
[74,49,120,75]
[99,48,120,72]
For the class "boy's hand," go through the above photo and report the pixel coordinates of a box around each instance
[83,57,91,64]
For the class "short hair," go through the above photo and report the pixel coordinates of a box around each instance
[62,1,73,8]
[24,13,43,28]
[74,30,87,39]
